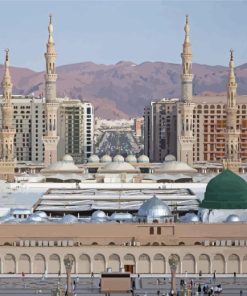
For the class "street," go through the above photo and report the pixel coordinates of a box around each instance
[0,275,246,295]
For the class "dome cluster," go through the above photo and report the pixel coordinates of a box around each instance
[88,154,149,163]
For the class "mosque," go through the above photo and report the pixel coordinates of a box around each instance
[0,168,246,275]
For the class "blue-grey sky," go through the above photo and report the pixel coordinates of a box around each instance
[0,0,246,71]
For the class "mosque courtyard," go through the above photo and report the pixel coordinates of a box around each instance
[0,275,246,295]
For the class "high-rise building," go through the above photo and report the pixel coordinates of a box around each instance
[58,99,94,163]
[0,50,16,181]
[0,95,94,166]
[12,96,45,163]
[144,16,247,171]
[133,117,144,138]
[144,99,177,162]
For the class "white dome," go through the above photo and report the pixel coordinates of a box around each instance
[91,210,107,221]
[138,155,149,163]
[60,214,78,224]
[46,158,80,171]
[226,214,241,223]
[155,160,197,174]
[27,214,47,223]
[180,213,200,223]
[125,155,137,163]
[138,196,171,218]
[110,212,133,221]
[0,214,15,223]
[63,154,74,162]
[113,155,124,163]
[165,154,176,161]
[88,155,100,163]
[99,162,140,173]
[100,155,112,163]
[35,211,48,219]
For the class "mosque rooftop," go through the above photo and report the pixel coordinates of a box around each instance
[33,186,198,216]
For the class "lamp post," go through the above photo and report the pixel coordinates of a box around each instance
[64,255,74,296]
[169,254,179,295]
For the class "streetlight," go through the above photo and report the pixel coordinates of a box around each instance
[168,254,179,295]
[64,255,74,296]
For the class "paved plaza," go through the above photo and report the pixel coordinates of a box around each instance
[0,275,246,295]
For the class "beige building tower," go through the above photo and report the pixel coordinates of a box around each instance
[223,49,240,172]
[0,49,16,181]
[42,14,60,166]
[177,15,195,165]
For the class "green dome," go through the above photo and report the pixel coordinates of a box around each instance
[201,169,247,209]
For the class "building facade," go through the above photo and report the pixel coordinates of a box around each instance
[0,223,247,274]
[144,16,247,169]
[144,99,177,162]
[58,99,94,163]
[0,96,94,165]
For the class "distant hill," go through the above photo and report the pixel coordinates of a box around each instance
[1,61,247,119]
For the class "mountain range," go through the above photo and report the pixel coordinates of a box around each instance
[1,61,247,119]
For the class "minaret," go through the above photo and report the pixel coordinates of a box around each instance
[177,15,195,165]
[224,49,240,172]
[0,49,16,181]
[42,14,60,166]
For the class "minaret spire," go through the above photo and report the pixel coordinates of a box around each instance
[184,15,190,44]
[224,49,240,172]
[0,49,16,181]
[228,49,237,107]
[45,13,57,101]
[2,49,12,105]
[227,49,237,125]
[43,14,60,167]
[181,15,193,103]
[48,14,54,43]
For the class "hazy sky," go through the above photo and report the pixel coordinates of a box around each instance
[0,0,246,71]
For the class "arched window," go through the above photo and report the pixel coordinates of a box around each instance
[79,254,91,274]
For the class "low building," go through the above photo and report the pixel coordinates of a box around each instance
[0,223,246,274]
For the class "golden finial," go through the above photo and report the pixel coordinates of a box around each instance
[185,15,189,30]
[230,48,234,61]
[184,15,190,42]
[48,14,54,43]
[49,13,52,25]
[4,48,10,67]
[229,48,236,84]
[5,48,9,61]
